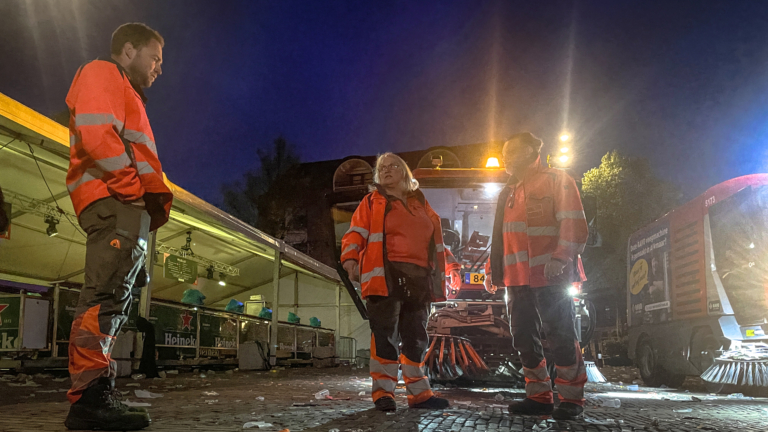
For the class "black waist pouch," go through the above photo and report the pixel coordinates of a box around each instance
[386,260,431,303]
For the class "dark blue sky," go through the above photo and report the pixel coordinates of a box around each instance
[2,1,768,204]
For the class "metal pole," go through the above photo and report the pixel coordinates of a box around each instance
[52,284,60,356]
[336,284,341,362]
[139,231,157,318]
[270,248,282,366]
[336,284,341,341]
[293,272,299,315]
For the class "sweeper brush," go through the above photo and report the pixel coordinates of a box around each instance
[701,344,768,388]
[425,334,490,381]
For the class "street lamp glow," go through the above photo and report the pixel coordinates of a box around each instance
[559,134,570,142]
[559,155,569,163]
[560,147,569,153]
[485,157,500,168]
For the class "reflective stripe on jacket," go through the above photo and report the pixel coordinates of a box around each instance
[488,157,587,287]
[341,188,447,301]
[66,59,173,231]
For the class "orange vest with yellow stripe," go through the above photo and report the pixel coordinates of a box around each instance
[66,59,173,231]
[488,158,588,288]
[341,189,447,301]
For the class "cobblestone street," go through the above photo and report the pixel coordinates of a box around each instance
[1,366,767,432]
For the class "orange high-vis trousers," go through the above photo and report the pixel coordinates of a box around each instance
[506,285,586,406]
[367,291,434,407]
[67,198,150,403]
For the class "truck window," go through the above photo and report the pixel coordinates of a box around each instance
[420,186,500,272]
[708,185,768,325]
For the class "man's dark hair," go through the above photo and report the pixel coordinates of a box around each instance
[111,23,164,56]
[505,132,543,153]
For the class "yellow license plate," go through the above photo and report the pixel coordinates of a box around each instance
[464,272,486,285]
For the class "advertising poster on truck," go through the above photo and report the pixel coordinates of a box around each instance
[629,221,672,325]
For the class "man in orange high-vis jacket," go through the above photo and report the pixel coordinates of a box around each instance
[64,23,173,431]
[484,132,588,421]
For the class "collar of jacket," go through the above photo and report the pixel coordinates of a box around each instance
[371,183,427,206]
[97,56,148,104]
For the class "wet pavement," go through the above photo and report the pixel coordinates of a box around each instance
[1,366,767,431]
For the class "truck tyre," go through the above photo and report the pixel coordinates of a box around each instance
[636,340,666,387]
[664,372,686,389]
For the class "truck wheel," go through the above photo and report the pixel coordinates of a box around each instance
[636,340,665,387]
[664,372,686,389]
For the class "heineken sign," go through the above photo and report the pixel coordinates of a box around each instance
[0,297,21,350]
[163,254,198,284]
[150,303,198,348]
[199,314,237,352]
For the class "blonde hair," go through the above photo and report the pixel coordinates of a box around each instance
[371,152,419,192]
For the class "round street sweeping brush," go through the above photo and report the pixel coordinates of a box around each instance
[701,345,768,388]
[425,334,490,381]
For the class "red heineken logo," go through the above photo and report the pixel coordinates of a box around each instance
[0,304,7,327]
[181,311,193,330]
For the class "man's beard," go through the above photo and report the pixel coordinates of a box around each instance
[508,153,538,176]
[127,64,152,88]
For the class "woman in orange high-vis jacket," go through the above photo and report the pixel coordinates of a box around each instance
[484,132,588,421]
[341,153,450,412]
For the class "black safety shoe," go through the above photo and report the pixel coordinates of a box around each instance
[508,398,554,416]
[552,402,584,420]
[65,378,150,430]
[110,388,148,414]
[374,396,397,412]
[410,396,450,409]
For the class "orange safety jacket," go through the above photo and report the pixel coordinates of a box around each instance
[66,58,173,231]
[487,156,587,288]
[341,187,447,301]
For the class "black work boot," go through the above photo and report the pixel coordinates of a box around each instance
[110,388,148,414]
[508,398,554,416]
[552,402,584,420]
[374,396,397,412]
[65,378,150,431]
[97,377,149,414]
[411,396,450,409]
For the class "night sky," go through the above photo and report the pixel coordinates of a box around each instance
[2,1,768,204]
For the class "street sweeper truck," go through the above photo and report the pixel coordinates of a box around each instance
[627,175,768,392]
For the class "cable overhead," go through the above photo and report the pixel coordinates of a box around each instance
[25,142,86,239]
[0,135,19,152]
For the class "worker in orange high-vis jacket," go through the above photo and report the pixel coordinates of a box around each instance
[341,152,450,412]
[484,132,588,420]
[64,23,173,431]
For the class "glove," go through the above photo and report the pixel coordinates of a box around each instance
[449,270,461,290]
[134,265,149,288]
